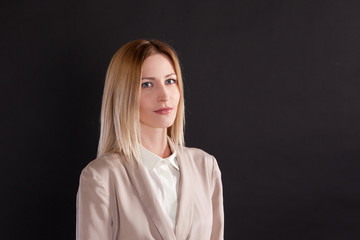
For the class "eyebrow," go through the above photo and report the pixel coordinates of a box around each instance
[141,73,176,80]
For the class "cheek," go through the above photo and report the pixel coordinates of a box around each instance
[173,88,181,106]
[139,93,150,113]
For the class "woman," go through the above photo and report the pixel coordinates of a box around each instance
[76,39,224,240]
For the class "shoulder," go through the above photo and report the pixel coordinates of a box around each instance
[180,146,215,163]
[80,152,127,183]
[179,146,220,175]
[181,146,213,158]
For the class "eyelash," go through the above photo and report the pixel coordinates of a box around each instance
[141,79,177,88]
[165,78,177,85]
[141,82,152,88]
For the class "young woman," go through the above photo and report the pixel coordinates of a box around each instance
[76,39,224,240]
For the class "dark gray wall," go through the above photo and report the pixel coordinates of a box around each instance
[2,0,360,239]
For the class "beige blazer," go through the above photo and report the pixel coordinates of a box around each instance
[76,146,224,240]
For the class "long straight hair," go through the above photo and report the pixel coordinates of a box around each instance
[97,39,185,162]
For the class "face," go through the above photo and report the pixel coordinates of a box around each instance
[140,53,180,130]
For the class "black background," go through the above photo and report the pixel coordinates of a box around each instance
[2,0,360,239]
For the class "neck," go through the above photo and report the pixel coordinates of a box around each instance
[140,125,171,158]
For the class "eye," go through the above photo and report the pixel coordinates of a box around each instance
[165,78,177,85]
[141,82,152,88]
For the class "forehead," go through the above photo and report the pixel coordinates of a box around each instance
[141,53,175,77]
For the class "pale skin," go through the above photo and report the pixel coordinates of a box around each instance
[140,53,180,158]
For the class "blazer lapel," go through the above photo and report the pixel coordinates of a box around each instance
[174,147,194,240]
[124,160,176,240]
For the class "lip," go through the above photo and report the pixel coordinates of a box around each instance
[154,107,173,115]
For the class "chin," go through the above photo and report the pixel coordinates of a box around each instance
[141,115,176,129]
[161,122,175,128]
[155,120,176,129]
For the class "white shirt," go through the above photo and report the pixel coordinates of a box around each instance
[139,142,180,229]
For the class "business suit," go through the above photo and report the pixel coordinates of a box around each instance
[76,146,224,240]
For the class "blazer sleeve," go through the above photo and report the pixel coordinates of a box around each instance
[210,157,224,240]
[76,166,112,240]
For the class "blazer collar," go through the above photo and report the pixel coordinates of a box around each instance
[124,146,193,240]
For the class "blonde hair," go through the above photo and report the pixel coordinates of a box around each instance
[97,39,185,162]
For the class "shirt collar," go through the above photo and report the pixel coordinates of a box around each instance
[139,140,179,170]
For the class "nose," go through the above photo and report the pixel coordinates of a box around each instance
[157,84,170,102]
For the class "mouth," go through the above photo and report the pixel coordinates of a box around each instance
[154,107,173,115]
